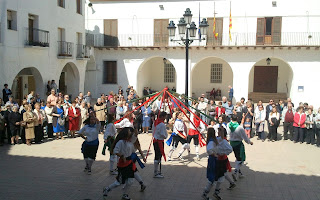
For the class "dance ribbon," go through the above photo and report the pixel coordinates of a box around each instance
[145,89,166,160]
[131,152,145,169]
[166,132,176,146]
[114,88,164,124]
[166,91,206,147]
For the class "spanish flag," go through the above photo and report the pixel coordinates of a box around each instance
[229,2,232,41]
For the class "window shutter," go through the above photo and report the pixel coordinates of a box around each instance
[215,18,223,45]
[154,19,168,46]
[272,17,282,45]
[7,10,12,21]
[256,18,265,45]
[104,19,118,46]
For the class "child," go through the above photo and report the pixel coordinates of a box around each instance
[103,114,118,175]
[187,111,205,161]
[103,127,136,200]
[244,118,251,138]
[167,112,188,161]
[153,112,168,178]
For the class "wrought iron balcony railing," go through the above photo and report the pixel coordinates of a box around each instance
[25,28,50,47]
[57,41,73,57]
[76,44,90,58]
[86,32,320,47]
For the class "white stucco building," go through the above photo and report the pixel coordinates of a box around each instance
[0,0,89,102]
[84,0,320,107]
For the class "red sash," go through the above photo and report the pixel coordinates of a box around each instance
[117,159,137,171]
[153,139,166,161]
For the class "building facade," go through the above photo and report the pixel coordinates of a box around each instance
[84,0,320,107]
[0,0,89,102]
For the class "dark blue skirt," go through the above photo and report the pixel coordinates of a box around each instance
[207,155,217,182]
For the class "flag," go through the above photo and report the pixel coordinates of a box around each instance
[198,2,201,39]
[213,2,218,40]
[229,1,232,41]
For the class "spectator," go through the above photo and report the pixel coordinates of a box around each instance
[141,103,152,134]
[84,91,92,104]
[228,85,234,101]
[68,100,81,138]
[315,108,320,147]
[282,103,295,140]
[224,100,234,122]
[126,85,131,96]
[47,89,58,106]
[293,106,306,144]
[9,106,22,145]
[51,80,58,93]
[107,97,117,116]
[305,108,316,145]
[23,104,36,146]
[215,102,225,119]
[34,103,46,144]
[79,101,88,129]
[0,107,5,146]
[268,106,280,142]
[2,84,12,104]
[207,100,216,123]
[52,100,65,140]
[265,99,274,136]
[44,101,54,139]
[143,87,149,96]
[27,91,34,103]
[5,96,19,109]
[46,81,51,95]
[198,97,208,122]
[254,105,266,141]
[118,86,123,95]
[116,101,127,120]
[222,96,228,108]
[233,102,243,124]
[284,97,294,108]
[78,92,84,102]
[94,98,106,134]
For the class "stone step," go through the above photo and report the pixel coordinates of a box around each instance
[249,92,287,103]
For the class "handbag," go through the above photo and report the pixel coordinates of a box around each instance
[316,123,320,129]
[20,121,27,127]
[58,116,65,126]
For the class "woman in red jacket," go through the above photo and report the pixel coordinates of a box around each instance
[68,100,81,138]
[293,106,306,144]
[215,102,226,119]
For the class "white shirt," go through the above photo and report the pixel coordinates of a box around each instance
[113,140,135,158]
[173,119,186,137]
[104,123,117,139]
[153,122,168,140]
[207,137,233,156]
[115,118,133,128]
[44,106,53,123]
[198,101,207,111]
[189,113,205,133]
[78,123,101,142]
[228,124,251,144]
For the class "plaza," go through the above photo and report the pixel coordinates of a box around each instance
[1,125,320,200]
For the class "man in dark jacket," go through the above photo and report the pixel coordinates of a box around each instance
[2,84,12,104]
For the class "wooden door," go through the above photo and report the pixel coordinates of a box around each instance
[253,66,278,93]
[104,19,118,46]
[28,76,35,94]
[272,17,282,45]
[154,19,168,46]
[207,17,223,46]
[256,18,265,45]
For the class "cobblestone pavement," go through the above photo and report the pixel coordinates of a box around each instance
[0,126,320,200]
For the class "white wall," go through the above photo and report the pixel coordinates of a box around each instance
[0,0,87,100]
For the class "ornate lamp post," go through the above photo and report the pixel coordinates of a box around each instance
[168,8,209,106]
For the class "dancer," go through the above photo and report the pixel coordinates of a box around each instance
[153,112,168,178]
[187,111,205,161]
[103,127,138,200]
[228,115,253,182]
[103,114,118,175]
[115,111,134,129]
[167,112,188,161]
[78,114,100,175]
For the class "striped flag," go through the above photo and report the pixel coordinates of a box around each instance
[198,2,201,39]
[229,2,232,41]
[213,2,218,39]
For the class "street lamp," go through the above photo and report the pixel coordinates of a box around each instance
[167,8,209,106]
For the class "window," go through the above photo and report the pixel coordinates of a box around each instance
[154,19,169,46]
[103,61,117,84]
[58,0,65,8]
[210,64,222,83]
[76,0,82,14]
[7,10,17,30]
[256,17,282,45]
[164,63,175,83]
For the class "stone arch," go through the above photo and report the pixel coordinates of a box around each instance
[137,56,177,97]
[248,57,293,102]
[11,67,44,104]
[191,57,234,99]
[59,62,80,100]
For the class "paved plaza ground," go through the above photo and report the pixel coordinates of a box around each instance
[0,126,320,200]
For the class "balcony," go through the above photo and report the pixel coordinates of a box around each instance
[25,28,50,47]
[87,32,320,48]
[57,41,73,58]
[76,44,90,59]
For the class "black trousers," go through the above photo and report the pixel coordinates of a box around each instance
[47,123,54,138]
[305,128,315,144]
[283,122,294,140]
[34,125,43,143]
[0,130,5,143]
[20,127,26,144]
[294,127,305,143]
[316,128,320,146]
[269,125,278,141]
[267,121,272,139]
